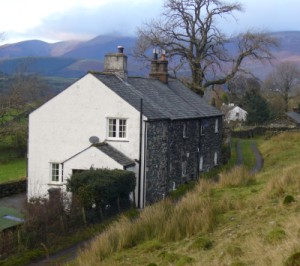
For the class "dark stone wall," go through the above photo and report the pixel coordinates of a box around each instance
[0,179,27,198]
[145,116,222,205]
[200,117,223,172]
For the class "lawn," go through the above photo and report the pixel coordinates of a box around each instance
[0,139,26,184]
[0,159,26,183]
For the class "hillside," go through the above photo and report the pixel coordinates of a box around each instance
[0,31,300,80]
[70,132,300,266]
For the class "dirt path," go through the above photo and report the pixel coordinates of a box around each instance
[0,192,26,210]
[236,140,243,166]
[27,239,93,266]
[235,140,263,173]
[250,142,263,173]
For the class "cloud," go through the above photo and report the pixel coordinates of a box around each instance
[20,0,163,42]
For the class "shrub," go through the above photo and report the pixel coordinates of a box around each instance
[285,251,300,266]
[190,236,213,250]
[67,168,136,212]
[283,195,295,205]
[265,228,286,244]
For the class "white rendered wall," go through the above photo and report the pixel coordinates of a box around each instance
[226,106,247,122]
[28,73,142,199]
[63,146,124,178]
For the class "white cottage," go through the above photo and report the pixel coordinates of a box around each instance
[224,105,247,122]
[28,47,222,208]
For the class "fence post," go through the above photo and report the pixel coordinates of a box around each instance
[17,229,21,252]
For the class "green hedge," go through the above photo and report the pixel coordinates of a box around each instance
[67,168,135,211]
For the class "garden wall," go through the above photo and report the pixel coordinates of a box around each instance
[231,127,298,138]
[0,180,27,198]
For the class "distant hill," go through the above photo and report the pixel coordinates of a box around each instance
[0,31,300,80]
[0,35,137,78]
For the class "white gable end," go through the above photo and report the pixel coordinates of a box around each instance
[28,73,141,198]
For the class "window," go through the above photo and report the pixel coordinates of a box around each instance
[200,124,204,135]
[199,156,203,171]
[182,161,187,176]
[108,118,127,139]
[159,167,166,183]
[51,163,60,182]
[215,118,219,133]
[183,123,187,138]
[214,152,218,166]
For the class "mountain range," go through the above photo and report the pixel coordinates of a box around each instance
[0,31,300,80]
[0,35,138,78]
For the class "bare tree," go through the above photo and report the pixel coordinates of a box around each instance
[134,0,278,95]
[263,61,300,112]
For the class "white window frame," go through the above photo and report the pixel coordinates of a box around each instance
[199,156,204,171]
[200,124,204,136]
[50,163,60,183]
[214,152,218,166]
[215,118,219,133]
[183,123,187,138]
[182,161,187,177]
[107,118,127,140]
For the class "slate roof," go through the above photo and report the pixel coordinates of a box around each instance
[91,73,222,120]
[286,112,300,125]
[93,143,135,168]
[62,142,135,168]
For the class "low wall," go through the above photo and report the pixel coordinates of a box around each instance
[0,179,27,198]
[231,127,298,138]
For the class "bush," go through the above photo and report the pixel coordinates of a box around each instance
[283,195,295,205]
[285,251,300,266]
[67,168,136,213]
[190,236,213,250]
[265,228,286,244]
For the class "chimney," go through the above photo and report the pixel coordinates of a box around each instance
[149,49,168,84]
[104,46,128,80]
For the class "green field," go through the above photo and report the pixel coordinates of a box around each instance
[0,140,26,184]
[0,159,26,183]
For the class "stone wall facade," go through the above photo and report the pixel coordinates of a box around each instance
[145,116,222,204]
[0,179,27,198]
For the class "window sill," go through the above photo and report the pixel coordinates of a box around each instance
[106,138,129,142]
[48,183,64,186]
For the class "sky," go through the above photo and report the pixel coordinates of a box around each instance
[1,0,300,44]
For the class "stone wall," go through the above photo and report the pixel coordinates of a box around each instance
[231,126,298,139]
[145,116,222,205]
[0,180,27,198]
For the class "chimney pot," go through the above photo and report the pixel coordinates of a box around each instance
[149,50,168,84]
[153,49,158,60]
[118,46,124,54]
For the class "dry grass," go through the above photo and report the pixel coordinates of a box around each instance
[218,166,255,188]
[70,132,300,266]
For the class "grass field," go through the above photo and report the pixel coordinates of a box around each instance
[70,132,300,266]
[0,159,26,183]
[0,140,26,184]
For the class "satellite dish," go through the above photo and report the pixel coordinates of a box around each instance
[89,136,100,144]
